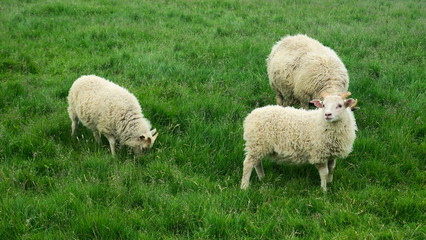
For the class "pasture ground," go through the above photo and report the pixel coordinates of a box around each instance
[0,0,425,239]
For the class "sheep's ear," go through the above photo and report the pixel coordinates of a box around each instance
[345,98,357,108]
[150,128,157,135]
[146,133,158,146]
[310,99,323,108]
[151,132,158,143]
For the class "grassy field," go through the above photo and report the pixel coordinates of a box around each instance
[0,0,425,239]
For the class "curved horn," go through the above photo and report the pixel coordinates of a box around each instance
[339,92,351,99]
[349,99,358,108]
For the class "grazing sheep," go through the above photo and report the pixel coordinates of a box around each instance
[67,75,158,155]
[241,92,357,191]
[267,34,349,109]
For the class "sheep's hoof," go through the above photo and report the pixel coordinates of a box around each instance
[240,182,249,190]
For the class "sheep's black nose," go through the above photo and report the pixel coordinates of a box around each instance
[325,113,332,117]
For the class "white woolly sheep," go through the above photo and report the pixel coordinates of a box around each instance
[267,34,349,109]
[240,92,358,191]
[67,75,158,155]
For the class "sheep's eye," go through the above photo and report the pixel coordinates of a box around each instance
[337,104,342,108]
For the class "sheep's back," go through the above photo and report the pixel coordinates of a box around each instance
[68,75,141,131]
[293,52,349,99]
[267,35,325,84]
[267,34,348,100]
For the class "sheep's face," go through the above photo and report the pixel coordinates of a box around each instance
[311,95,356,123]
[126,129,158,155]
[321,96,346,122]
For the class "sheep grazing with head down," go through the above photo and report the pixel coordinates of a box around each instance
[241,92,358,191]
[267,34,349,109]
[67,75,158,156]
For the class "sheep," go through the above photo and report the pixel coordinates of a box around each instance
[67,75,158,155]
[240,92,357,191]
[267,34,349,109]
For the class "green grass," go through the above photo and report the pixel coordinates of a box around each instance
[1,0,425,238]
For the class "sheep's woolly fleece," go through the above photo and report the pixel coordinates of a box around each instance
[267,34,349,108]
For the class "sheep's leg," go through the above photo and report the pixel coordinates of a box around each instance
[275,93,284,106]
[315,163,329,192]
[254,161,265,180]
[68,107,78,136]
[92,130,101,144]
[273,89,284,106]
[104,133,116,155]
[327,159,336,183]
[241,155,259,189]
[71,116,78,136]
